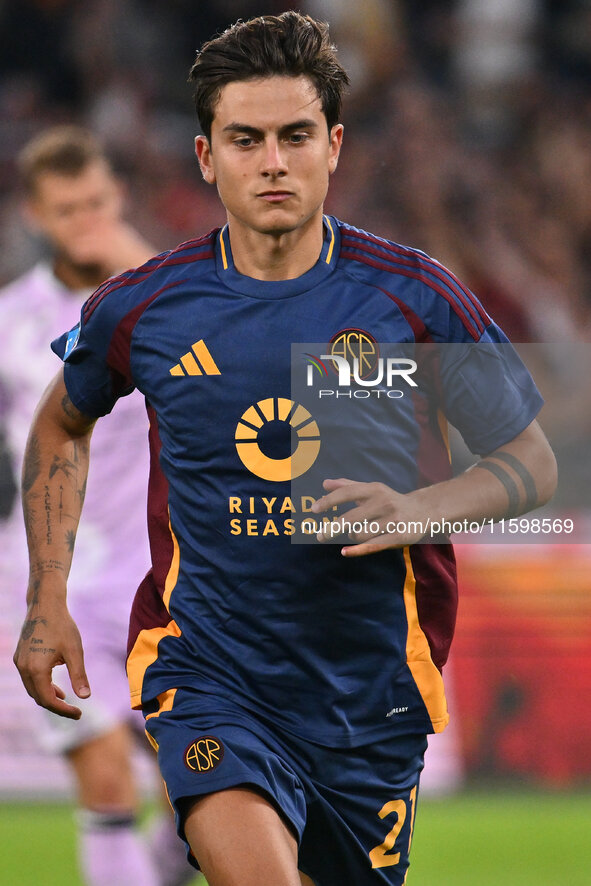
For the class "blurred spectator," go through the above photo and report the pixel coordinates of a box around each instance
[0,125,193,886]
[453,0,540,143]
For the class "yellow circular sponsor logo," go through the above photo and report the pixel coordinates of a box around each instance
[235,398,320,482]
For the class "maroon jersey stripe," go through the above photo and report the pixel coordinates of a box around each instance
[409,543,458,672]
[341,249,482,341]
[342,230,490,331]
[373,284,434,343]
[127,404,175,657]
[83,233,215,320]
[106,279,188,379]
[83,251,212,323]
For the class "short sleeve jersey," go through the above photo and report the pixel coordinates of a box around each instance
[52,218,543,747]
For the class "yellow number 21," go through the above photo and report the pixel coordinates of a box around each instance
[369,785,417,870]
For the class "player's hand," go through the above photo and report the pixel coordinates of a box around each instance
[67,219,153,274]
[311,477,427,557]
[13,599,90,720]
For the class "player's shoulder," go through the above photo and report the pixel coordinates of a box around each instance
[81,229,219,326]
[334,218,490,341]
[337,218,450,281]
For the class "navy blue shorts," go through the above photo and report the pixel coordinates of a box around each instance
[144,687,427,886]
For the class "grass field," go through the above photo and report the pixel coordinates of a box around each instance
[1,790,589,885]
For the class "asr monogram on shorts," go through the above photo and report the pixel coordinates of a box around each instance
[184,736,225,772]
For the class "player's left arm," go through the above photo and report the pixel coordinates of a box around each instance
[311,418,557,556]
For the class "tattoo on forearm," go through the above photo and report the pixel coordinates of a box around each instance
[61,393,80,421]
[489,451,538,511]
[77,478,87,507]
[22,434,41,493]
[30,559,65,577]
[49,455,76,481]
[44,485,52,544]
[474,461,521,516]
[73,439,88,464]
[23,495,38,542]
[65,529,76,552]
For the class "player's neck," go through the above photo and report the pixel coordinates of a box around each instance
[226,213,325,281]
[52,254,108,293]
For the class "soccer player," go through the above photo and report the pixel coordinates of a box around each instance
[1,127,192,886]
[13,14,556,886]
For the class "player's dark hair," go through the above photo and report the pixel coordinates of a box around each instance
[18,125,109,194]
[188,11,349,141]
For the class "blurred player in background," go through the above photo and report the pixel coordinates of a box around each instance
[0,126,193,886]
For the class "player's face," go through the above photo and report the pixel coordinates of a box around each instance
[195,75,343,238]
[26,160,124,267]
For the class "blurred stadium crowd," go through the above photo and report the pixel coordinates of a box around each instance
[1,0,591,344]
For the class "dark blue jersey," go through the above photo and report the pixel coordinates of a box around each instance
[52,218,542,746]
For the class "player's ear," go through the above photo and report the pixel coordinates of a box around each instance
[328,124,344,175]
[195,136,216,185]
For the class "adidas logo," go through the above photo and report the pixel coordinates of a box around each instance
[170,340,221,376]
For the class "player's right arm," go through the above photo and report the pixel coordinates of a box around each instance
[13,367,97,719]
